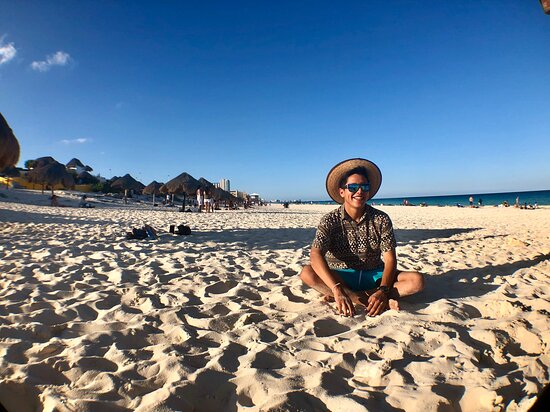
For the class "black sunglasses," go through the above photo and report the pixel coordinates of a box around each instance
[344,183,370,193]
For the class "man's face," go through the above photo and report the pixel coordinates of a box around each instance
[339,173,369,208]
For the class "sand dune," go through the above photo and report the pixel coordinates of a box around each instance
[1,190,549,411]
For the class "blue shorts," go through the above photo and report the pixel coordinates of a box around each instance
[333,268,384,291]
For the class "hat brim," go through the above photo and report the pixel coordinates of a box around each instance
[325,158,382,204]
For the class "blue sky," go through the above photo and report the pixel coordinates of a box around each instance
[1,1,549,200]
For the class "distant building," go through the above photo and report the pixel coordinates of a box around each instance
[66,158,92,175]
[231,190,247,200]
[219,178,230,192]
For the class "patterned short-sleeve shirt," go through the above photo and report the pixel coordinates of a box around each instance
[312,205,396,270]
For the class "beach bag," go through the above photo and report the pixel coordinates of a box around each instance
[126,228,148,240]
[177,225,192,235]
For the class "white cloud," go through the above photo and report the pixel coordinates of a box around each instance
[31,51,71,72]
[0,41,17,65]
[61,138,90,144]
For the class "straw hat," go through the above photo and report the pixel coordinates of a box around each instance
[325,158,382,204]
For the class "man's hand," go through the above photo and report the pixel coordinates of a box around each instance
[366,289,388,316]
[333,285,355,317]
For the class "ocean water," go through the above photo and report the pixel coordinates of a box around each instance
[308,189,550,207]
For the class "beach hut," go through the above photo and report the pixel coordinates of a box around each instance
[27,160,75,195]
[0,113,21,171]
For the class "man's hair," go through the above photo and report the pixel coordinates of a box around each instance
[339,166,370,189]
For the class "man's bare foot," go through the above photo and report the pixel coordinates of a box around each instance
[388,299,400,311]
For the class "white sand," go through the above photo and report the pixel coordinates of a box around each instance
[1,189,549,411]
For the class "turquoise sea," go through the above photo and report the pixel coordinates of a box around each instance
[307,189,550,207]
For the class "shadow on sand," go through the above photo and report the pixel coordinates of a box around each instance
[406,253,550,306]
[394,227,480,244]
[0,209,112,225]
[180,227,485,252]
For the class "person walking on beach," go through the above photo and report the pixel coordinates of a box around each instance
[204,190,212,213]
[469,196,474,207]
[196,188,204,212]
[300,158,424,317]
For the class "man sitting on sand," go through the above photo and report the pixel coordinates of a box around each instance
[300,158,424,317]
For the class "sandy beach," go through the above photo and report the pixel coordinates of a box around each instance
[0,189,549,411]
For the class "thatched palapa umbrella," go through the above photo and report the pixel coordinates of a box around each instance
[110,174,145,194]
[211,187,236,201]
[198,177,215,190]
[76,171,99,185]
[143,180,164,205]
[33,156,57,168]
[163,172,201,208]
[143,181,164,195]
[27,160,75,195]
[0,113,21,171]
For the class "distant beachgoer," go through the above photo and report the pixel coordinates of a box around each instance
[79,195,94,208]
[299,158,424,318]
[515,196,520,208]
[534,202,538,209]
[196,188,204,212]
[203,190,212,213]
[478,198,483,206]
[469,196,474,207]
[50,194,59,207]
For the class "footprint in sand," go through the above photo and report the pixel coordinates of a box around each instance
[207,311,267,333]
[175,370,237,411]
[313,318,350,338]
[321,368,354,395]
[204,280,238,295]
[216,342,247,372]
[76,356,118,372]
[26,362,70,385]
[251,350,286,370]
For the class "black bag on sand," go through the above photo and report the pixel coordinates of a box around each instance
[176,225,191,235]
[126,228,148,240]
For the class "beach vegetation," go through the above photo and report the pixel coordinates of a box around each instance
[24,159,37,170]
[91,181,112,193]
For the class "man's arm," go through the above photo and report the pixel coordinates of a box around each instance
[366,248,397,316]
[310,247,356,316]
